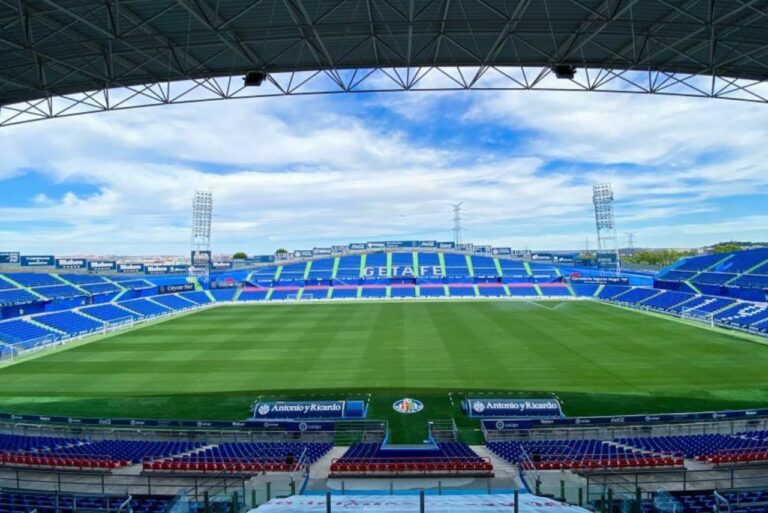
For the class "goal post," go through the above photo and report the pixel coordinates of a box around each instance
[103,315,137,333]
[681,307,716,327]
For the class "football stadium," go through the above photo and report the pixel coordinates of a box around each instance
[2,1,768,512]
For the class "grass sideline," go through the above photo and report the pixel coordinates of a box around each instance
[1,300,767,443]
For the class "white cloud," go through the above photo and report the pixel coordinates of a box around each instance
[1,83,767,255]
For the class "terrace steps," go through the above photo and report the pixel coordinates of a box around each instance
[685,281,702,294]
[303,261,312,280]
[523,262,532,276]
[205,290,216,302]
[412,252,420,278]
[331,257,340,280]
[533,284,543,297]
[358,254,367,278]
[465,254,475,277]
[494,258,504,277]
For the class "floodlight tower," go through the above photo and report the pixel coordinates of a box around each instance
[592,184,621,273]
[452,203,464,246]
[190,190,213,280]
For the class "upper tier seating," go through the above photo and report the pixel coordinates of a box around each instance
[278,263,306,283]
[250,266,278,282]
[443,253,471,279]
[729,274,768,289]
[717,248,768,273]
[33,285,86,299]
[657,270,697,281]
[33,311,103,337]
[59,274,107,285]
[692,272,735,285]
[0,288,41,306]
[471,256,499,278]
[675,253,728,271]
[306,257,334,280]
[391,252,414,276]
[116,280,153,290]
[3,273,61,287]
[80,283,121,295]
[335,255,362,280]
[118,299,171,317]
[417,252,443,278]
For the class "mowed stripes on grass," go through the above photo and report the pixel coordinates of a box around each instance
[1,300,768,436]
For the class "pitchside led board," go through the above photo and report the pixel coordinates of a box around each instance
[464,398,564,418]
[251,400,367,420]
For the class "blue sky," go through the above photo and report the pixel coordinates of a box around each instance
[1,85,767,256]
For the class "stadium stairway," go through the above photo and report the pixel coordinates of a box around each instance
[331,257,340,280]
[204,290,216,302]
[523,261,533,276]
[465,255,475,278]
[533,284,543,297]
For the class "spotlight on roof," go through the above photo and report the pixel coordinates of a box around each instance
[243,71,267,87]
[552,64,576,79]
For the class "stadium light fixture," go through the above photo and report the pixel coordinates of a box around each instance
[552,64,576,79]
[243,71,267,87]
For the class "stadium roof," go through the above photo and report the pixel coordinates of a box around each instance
[3,0,768,124]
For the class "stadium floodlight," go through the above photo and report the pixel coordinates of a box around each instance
[244,71,267,87]
[191,190,213,281]
[452,203,464,246]
[592,184,621,273]
[553,64,576,79]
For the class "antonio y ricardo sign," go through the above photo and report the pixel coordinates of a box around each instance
[464,398,563,418]
[251,400,366,420]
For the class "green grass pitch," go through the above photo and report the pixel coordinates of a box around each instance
[1,300,768,443]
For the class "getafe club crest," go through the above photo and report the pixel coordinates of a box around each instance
[392,398,424,414]
[257,404,271,416]
[472,401,486,414]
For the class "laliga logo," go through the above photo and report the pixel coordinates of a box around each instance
[472,401,486,413]
[393,398,424,414]
[257,404,271,416]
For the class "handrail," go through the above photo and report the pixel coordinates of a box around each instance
[117,495,133,513]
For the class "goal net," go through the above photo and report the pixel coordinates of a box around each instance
[103,315,137,333]
[681,307,716,327]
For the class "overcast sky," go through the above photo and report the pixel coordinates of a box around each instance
[1,85,767,256]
